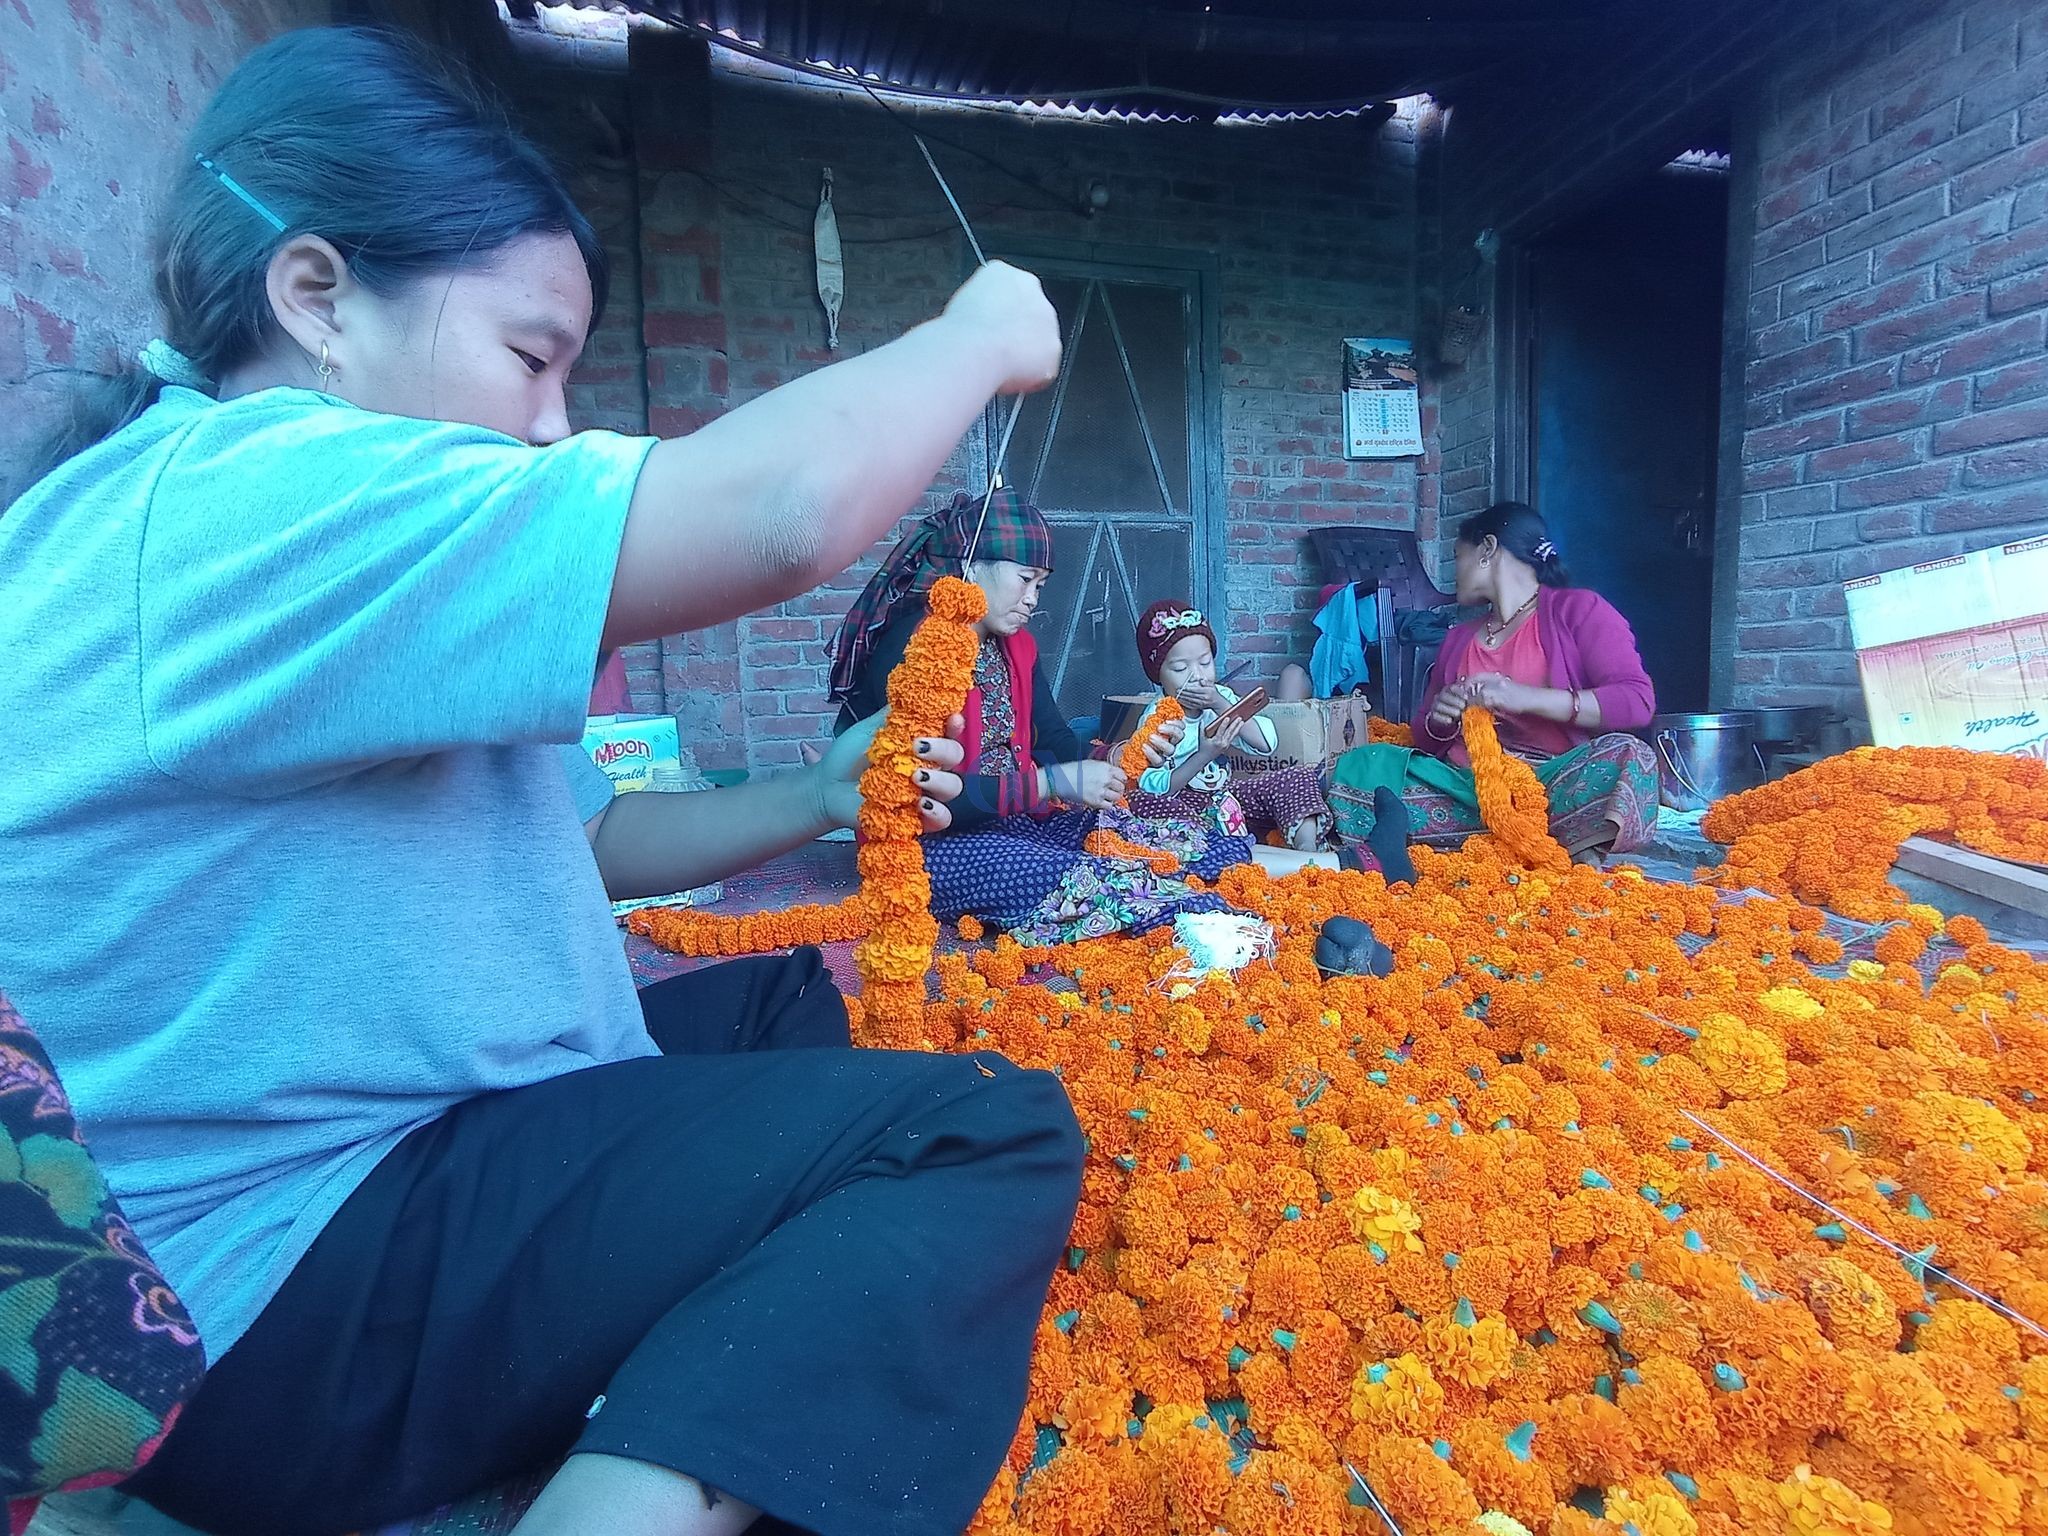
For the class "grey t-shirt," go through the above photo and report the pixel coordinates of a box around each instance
[0,386,659,1360]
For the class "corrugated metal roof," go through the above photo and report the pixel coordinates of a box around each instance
[541,0,1618,121]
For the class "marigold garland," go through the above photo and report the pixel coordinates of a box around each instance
[1463,705,1571,871]
[626,898,865,957]
[850,573,984,1048]
[1082,828,1181,875]
[1119,696,1186,800]
[1368,716,1415,746]
[1703,745,2048,921]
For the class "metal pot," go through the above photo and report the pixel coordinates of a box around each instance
[1649,712,1768,813]
[1746,705,1832,748]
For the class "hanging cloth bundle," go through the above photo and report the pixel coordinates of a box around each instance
[814,168,844,349]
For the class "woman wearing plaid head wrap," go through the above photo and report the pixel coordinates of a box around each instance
[832,496,1248,943]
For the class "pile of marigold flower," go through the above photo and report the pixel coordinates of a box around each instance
[851,840,2048,1536]
[1704,746,2048,922]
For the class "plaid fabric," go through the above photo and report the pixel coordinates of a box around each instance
[827,490,1055,702]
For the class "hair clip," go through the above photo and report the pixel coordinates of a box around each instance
[195,153,287,233]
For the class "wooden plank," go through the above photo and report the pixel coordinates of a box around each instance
[1894,836,2048,920]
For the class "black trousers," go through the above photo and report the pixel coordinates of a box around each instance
[128,952,1083,1536]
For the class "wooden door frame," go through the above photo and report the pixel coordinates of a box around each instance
[975,238,1226,625]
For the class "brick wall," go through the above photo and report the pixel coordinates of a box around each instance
[1420,0,1796,574]
[528,33,1423,770]
[0,0,330,498]
[1731,0,2048,711]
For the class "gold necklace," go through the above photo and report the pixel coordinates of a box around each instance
[1482,592,1538,648]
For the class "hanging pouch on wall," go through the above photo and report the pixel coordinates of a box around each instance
[815,167,844,348]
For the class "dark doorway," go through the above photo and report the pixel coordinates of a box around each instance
[982,251,1220,726]
[1524,162,1728,713]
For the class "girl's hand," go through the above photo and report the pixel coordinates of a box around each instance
[821,711,965,832]
[1177,682,1224,715]
[1135,718,1184,769]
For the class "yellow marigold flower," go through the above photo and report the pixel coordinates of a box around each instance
[1350,1352,1445,1436]
[1349,1185,1424,1253]
[1759,985,1824,1021]
[1776,1464,1894,1534]
[1604,1484,1698,1536]
[1847,958,1886,981]
[1693,1011,1789,1098]
[1477,1515,1535,1536]
[1903,1090,2032,1175]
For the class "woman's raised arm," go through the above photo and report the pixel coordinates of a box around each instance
[605,262,1058,646]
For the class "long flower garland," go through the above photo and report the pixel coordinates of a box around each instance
[1120,696,1187,800]
[1083,827,1181,875]
[628,898,864,957]
[1704,746,2048,921]
[849,574,985,1048]
[1463,705,1571,872]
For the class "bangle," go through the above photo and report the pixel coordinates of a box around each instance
[1569,689,1584,725]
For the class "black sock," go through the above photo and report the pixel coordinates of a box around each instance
[1366,786,1416,886]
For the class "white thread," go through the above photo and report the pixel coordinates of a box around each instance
[1342,1462,1405,1535]
[1675,1107,2048,1341]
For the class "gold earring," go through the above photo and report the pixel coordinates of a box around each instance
[316,341,336,386]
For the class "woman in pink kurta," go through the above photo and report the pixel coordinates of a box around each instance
[1330,501,1662,866]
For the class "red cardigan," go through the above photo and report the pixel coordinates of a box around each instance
[1411,586,1656,755]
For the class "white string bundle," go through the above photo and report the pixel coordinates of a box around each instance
[1169,912,1274,976]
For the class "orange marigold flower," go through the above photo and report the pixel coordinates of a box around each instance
[958,913,986,942]
[1840,1354,1961,1463]
[1915,1298,2022,1376]
[1221,1451,1348,1536]
[1157,1419,1234,1533]
[1056,1382,1131,1448]
[1805,1257,1902,1354]
[1014,1448,1112,1536]
[1421,1299,1517,1390]
[1366,1434,1483,1532]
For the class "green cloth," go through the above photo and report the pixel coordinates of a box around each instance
[1330,740,1599,838]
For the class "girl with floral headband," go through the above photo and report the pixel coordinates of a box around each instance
[1128,600,1336,853]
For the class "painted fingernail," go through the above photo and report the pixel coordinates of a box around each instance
[916,770,932,784]
[922,798,937,812]
[915,739,933,753]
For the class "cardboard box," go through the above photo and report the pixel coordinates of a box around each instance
[1844,535,2048,758]
[1103,695,1375,774]
[580,713,681,792]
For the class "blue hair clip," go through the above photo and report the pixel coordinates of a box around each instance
[194,154,287,234]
